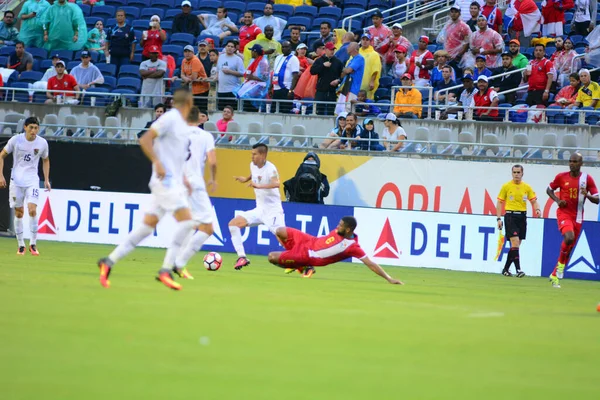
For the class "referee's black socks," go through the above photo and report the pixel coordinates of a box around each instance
[503,247,521,273]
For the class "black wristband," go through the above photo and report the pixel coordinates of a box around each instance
[497,217,501,221]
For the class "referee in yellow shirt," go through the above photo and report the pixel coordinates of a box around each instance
[496,165,542,277]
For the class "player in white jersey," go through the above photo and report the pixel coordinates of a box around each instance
[171,106,217,280]
[0,117,50,256]
[97,89,197,291]
[229,143,285,270]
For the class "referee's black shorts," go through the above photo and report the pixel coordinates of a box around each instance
[504,211,527,240]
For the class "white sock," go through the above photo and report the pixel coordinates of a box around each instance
[229,225,246,257]
[14,217,24,247]
[108,223,154,265]
[162,220,196,271]
[29,215,38,245]
[176,230,211,268]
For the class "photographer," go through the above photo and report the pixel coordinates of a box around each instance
[284,152,330,204]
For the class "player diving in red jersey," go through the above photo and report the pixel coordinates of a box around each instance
[267,216,403,284]
[546,153,599,288]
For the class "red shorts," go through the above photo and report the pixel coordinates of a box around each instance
[278,228,314,267]
[557,217,582,239]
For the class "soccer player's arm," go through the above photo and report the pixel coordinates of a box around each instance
[42,144,51,191]
[206,137,217,192]
[546,175,564,206]
[496,183,507,222]
[0,137,15,188]
[360,254,403,285]
[585,176,599,205]
[527,185,541,216]
[140,116,166,177]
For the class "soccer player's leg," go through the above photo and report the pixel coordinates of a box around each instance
[25,186,41,256]
[229,209,260,269]
[157,205,195,291]
[550,218,576,286]
[10,184,26,255]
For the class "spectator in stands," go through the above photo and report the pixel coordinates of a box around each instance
[572,0,597,35]
[542,0,572,37]
[508,39,528,69]
[289,27,302,52]
[138,103,166,138]
[470,15,503,69]
[319,112,347,149]
[42,0,87,51]
[394,73,422,118]
[172,0,201,37]
[455,0,484,22]
[359,33,382,100]
[408,36,434,88]
[339,42,365,112]
[467,2,481,32]
[254,4,286,41]
[217,40,244,110]
[552,73,580,108]
[441,6,471,77]
[30,53,65,94]
[196,40,212,77]
[45,59,81,104]
[357,118,385,151]
[474,55,493,79]
[234,44,270,111]
[441,72,477,119]
[7,41,33,76]
[271,41,300,113]
[335,32,354,66]
[367,11,392,58]
[391,45,408,80]
[481,0,503,34]
[207,48,219,110]
[141,15,166,61]
[491,52,521,104]
[312,21,335,52]
[523,44,555,106]
[352,89,381,116]
[296,44,311,73]
[339,113,362,150]
[431,50,456,86]
[18,0,50,48]
[87,20,107,54]
[434,65,457,103]
[569,69,600,109]
[506,0,542,38]
[311,41,343,115]
[106,9,136,72]
[243,26,282,69]
[470,75,499,120]
[70,50,104,92]
[380,113,407,151]
[239,11,262,53]
[198,6,238,41]
[216,105,235,134]
[139,46,166,108]
[181,44,209,110]
[553,37,580,87]
[0,10,19,48]
[383,23,413,71]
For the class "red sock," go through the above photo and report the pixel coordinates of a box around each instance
[558,241,573,265]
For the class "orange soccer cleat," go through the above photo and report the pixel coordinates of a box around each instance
[97,258,112,288]
[156,272,182,291]
[29,245,39,256]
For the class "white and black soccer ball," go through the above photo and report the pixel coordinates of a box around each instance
[203,252,222,271]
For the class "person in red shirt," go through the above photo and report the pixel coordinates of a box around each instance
[45,60,81,104]
[141,15,167,61]
[470,75,499,120]
[546,153,599,288]
[239,11,261,53]
[267,216,403,284]
[481,0,503,33]
[523,44,555,106]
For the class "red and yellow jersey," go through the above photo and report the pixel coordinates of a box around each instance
[308,230,367,266]
[548,172,598,222]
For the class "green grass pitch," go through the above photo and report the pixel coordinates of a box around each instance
[1,238,599,399]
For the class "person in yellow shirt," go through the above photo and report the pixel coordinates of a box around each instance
[570,69,600,109]
[393,73,422,118]
[358,32,381,100]
[496,164,542,277]
[243,27,282,69]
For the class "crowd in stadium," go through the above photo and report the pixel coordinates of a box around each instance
[0,0,599,131]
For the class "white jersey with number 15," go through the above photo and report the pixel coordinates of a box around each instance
[4,134,49,187]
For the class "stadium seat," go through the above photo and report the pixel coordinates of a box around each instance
[433,128,453,154]
[369,0,391,9]
[52,115,78,137]
[287,16,312,29]
[127,0,150,7]
[133,19,151,30]
[0,112,26,135]
[79,4,92,16]
[0,46,14,57]
[91,6,116,20]
[294,5,318,18]
[478,133,501,156]
[74,50,99,63]
[338,19,362,32]
[374,88,390,101]
[497,103,512,121]
[246,3,266,16]
[378,76,393,89]
[312,18,337,31]
[401,126,429,153]
[85,16,101,28]
[66,61,80,71]
[117,77,142,93]
[226,1,247,15]
[7,82,30,103]
[345,0,368,7]
[162,44,184,58]
[104,116,123,139]
[512,132,529,158]
[84,87,111,107]
[105,0,127,6]
[140,9,165,20]
[112,88,138,104]
[197,34,220,47]
[0,55,7,68]
[545,105,565,124]
[118,64,142,78]
[540,132,558,159]
[53,49,74,62]
[170,33,195,46]
[18,71,44,84]
[39,59,53,71]
[273,4,294,18]
[39,114,59,136]
[132,53,143,64]
[161,21,173,32]
[99,76,117,90]
[152,0,175,10]
[27,47,48,62]
[120,7,140,21]
[319,7,342,20]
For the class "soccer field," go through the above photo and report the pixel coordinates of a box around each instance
[1,239,599,399]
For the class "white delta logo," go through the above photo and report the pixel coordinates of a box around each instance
[566,231,599,274]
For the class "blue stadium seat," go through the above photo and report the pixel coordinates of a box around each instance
[170,33,195,46]
[79,4,92,16]
[91,6,116,20]
[374,88,390,101]
[117,77,142,92]
[18,71,44,83]
[0,46,15,57]
[53,49,74,62]
[121,6,140,19]
[74,50,99,63]
[226,1,246,14]
[162,44,184,58]
[83,87,111,106]
[97,63,117,77]
[132,53,143,64]
[99,76,117,90]
[294,5,317,18]
[345,0,368,8]
[319,7,342,20]
[152,0,175,10]
[545,105,565,124]
[105,0,127,6]
[133,19,150,30]
[127,0,150,7]
[67,61,80,71]
[118,64,141,78]
[312,18,337,30]
[0,56,6,68]
[378,76,393,89]
[338,19,361,32]
[197,34,220,47]
[161,21,173,32]
[564,12,573,24]
[287,16,312,29]
[140,9,165,20]
[369,0,391,9]
[342,8,364,19]
[273,4,294,18]
[165,9,181,21]
[7,82,30,102]
[112,88,138,104]
[246,3,266,15]
[40,59,53,70]
[27,47,48,62]
[85,16,101,28]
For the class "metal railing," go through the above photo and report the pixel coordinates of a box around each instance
[390,85,434,119]
[423,6,452,36]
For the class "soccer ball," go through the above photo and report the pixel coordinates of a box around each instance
[203,252,222,271]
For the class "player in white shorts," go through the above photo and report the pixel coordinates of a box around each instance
[229,143,285,270]
[97,89,197,291]
[0,117,51,256]
[171,106,218,280]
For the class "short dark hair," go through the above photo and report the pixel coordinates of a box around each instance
[15,40,24,47]
[209,49,219,56]
[442,65,452,72]
[569,72,580,81]
[320,21,331,29]
[470,1,481,7]
[4,10,15,17]
[187,106,200,123]
[154,103,165,112]
[225,40,237,47]
[223,105,234,113]
[290,26,301,33]
[534,43,546,50]
[512,164,523,173]
[218,6,227,15]
[24,117,39,126]
[116,8,125,16]
[342,216,357,232]
[252,143,268,154]
[346,112,357,120]
[244,11,253,17]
